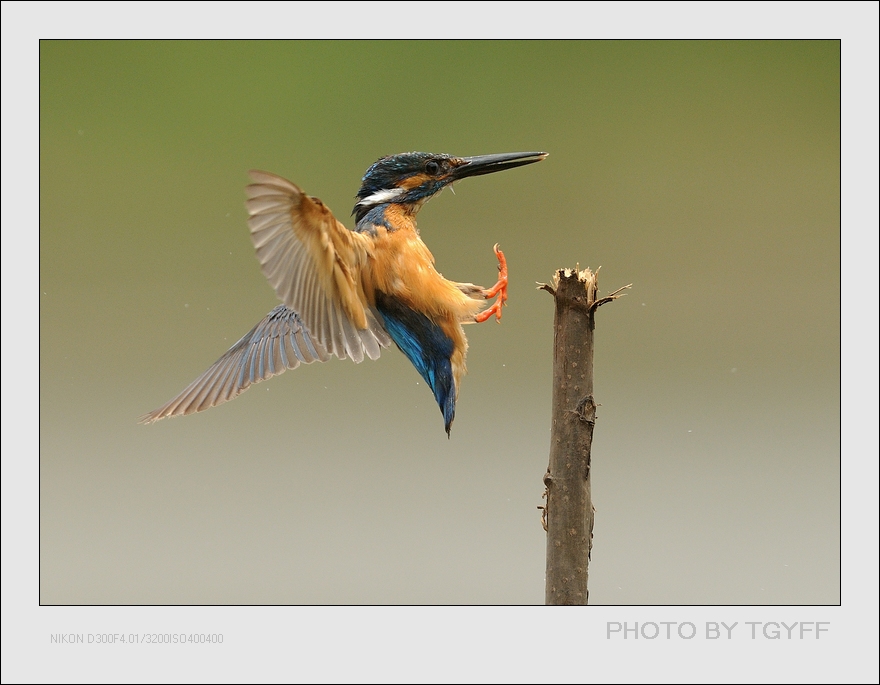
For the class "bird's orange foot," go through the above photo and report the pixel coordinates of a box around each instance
[475,244,508,323]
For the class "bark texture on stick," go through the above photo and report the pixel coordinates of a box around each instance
[540,268,627,605]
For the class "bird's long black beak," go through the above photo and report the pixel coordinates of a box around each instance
[453,151,548,179]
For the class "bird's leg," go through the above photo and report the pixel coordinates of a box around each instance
[474,244,508,323]
[454,283,484,298]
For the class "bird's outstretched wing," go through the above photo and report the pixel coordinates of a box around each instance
[246,170,391,362]
[139,305,329,423]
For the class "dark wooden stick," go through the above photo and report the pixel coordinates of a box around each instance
[538,268,629,605]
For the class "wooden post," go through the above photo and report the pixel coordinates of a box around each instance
[539,268,628,605]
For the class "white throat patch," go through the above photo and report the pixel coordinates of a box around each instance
[357,187,405,207]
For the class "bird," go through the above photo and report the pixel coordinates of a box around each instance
[141,151,547,434]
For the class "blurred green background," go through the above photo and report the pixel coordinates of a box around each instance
[40,40,839,604]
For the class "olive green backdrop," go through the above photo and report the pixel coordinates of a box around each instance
[40,40,840,604]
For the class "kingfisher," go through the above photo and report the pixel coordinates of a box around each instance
[141,151,547,434]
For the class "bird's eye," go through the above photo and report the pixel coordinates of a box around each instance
[425,160,440,176]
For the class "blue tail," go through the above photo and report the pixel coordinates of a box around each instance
[375,294,456,435]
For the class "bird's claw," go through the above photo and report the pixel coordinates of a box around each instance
[475,244,508,323]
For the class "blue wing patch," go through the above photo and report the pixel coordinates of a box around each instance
[375,293,456,435]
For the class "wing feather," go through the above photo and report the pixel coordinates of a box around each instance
[245,170,391,360]
[139,305,328,423]
[140,170,395,424]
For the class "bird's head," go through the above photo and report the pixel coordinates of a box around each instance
[353,151,547,221]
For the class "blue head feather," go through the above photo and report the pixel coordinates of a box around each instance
[353,152,458,222]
